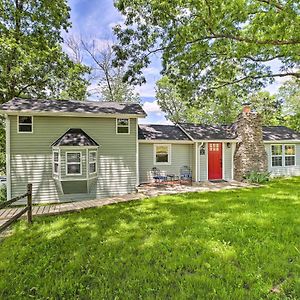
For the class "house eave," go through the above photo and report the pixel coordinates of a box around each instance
[0,110,146,119]
[263,139,300,143]
[138,139,194,144]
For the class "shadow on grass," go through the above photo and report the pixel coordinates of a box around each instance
[0,177,299,299]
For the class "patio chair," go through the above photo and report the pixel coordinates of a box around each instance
[151,167,167,183]
[180,165,192,185]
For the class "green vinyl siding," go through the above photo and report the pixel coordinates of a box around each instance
[223,143,233,180]
[9,115,137,203]
[139,143,193,183]
[198,143,208,181]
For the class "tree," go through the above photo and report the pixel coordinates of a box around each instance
[277,79,300,131]
[72,37,140,103]
[113,0,300,103]
[250,91,284,125]
[155,76,187,124]
[0,0,89,103]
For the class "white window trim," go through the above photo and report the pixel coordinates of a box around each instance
[53,151,59,175]
[89,150,97,174]
[271,144,283,167]
[17,115,33,133]
[66,151,82,176]
[284,144,296,167]
[271,144,296,167]
[153,144,171,165]
[116,118,130,135]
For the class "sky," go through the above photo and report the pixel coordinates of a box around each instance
[67,0,286,125]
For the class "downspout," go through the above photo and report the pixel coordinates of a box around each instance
[5,114,11,200]
[136,119,139,187]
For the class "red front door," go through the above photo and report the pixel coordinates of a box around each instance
[208,143,222,180]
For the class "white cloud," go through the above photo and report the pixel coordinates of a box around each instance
[136,83,156,97]
[142,100,161,114]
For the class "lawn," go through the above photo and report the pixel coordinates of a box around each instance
[0,178,300,299]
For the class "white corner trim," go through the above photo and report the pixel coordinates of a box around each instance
[5,115,11,200]
[153,144,172,165]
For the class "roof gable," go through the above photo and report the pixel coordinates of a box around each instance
[52,128,99,147]
[0,98,146,117]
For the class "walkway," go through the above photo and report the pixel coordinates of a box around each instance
[0,180,256,227]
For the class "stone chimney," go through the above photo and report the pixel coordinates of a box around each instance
[233,104,268,181]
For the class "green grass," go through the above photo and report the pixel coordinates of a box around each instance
[0,178,300,299]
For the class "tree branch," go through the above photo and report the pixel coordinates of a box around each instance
[256,0,284,10]
[211,72,300,89]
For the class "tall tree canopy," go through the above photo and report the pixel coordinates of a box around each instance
[156,76,284,126]
[277,79,300,131]
[113,0,300,103]
[0,0,89,103]
[65,36,140,103]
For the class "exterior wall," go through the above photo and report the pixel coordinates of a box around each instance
[198,143,208,181]
[198,142,234,181]
[265,143,300,176]
[9,115,137,203]
[139,143,193,183]
[223,143,233,181]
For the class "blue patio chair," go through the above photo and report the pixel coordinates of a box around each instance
[151,167,167,183]
[180,165,192,185]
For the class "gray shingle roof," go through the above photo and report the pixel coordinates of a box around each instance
[179,123,237,140]
[52,128,99,147]
[139,124,300,141]
[262,126,300,141]
[0,98,146,116]
[138,124,191,140]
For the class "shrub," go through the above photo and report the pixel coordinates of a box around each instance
[0,184,6,202]
[244,171,271,184]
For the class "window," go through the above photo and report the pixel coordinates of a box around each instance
[18,116,32,133]
[66,152,82,175]
[89,151,97,174]
[154,144,171,165]
[116,118,130,134]
[53,151,59,174]
[271,144,296,167]
[285,145,295,166]
[271,145,282,167]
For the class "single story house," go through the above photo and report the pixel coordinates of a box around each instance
[0,98,299,203]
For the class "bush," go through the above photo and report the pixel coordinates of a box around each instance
[244,171,271,184]
[0,184,6,202]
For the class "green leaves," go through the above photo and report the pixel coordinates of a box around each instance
[0,0,89,103]
[114,0,300,101]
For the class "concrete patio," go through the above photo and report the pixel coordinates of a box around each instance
[137,180,257,197]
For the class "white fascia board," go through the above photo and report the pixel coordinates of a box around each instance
[263,140,300,143]
[138,140,194,144]
[195,139,238,143]
[0,110,146,119]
